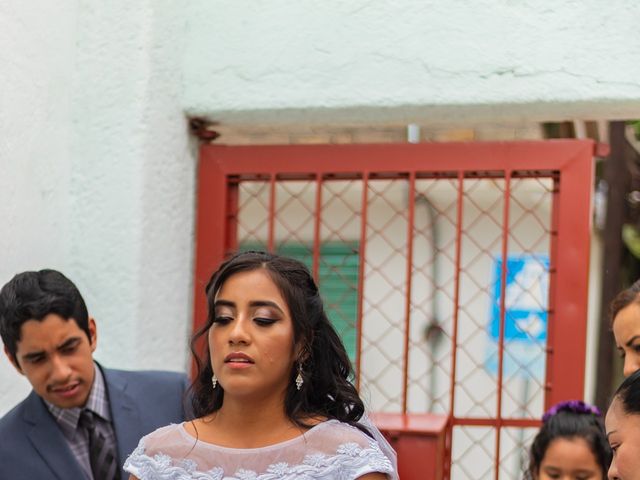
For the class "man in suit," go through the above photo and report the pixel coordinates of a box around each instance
[0,269,190,480]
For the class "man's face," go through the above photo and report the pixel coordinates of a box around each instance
[7,313,97,408]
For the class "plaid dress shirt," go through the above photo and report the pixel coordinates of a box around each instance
[46,364,118,480]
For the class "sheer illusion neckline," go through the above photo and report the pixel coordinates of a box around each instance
[177,419,339,453]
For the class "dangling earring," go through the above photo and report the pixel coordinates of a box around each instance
[211,373,217,389]
[295,363,304,390]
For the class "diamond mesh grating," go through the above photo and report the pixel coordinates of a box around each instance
[233,172,555,478]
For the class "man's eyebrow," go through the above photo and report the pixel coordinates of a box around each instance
[606,430,617,439]
[21,336,83,359]
[58,337,81,349]
[21,350,46,361]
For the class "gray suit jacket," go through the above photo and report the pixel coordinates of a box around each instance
[0,365,189,480]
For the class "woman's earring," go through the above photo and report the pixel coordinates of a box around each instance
[295,364,304,390]
[211,373,218,389]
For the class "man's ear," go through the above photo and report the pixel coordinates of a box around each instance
[88,317,97,353]
[4,345,23,374]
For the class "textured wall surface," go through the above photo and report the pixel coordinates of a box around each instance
[0,1,194,416]
[0,0,78,413]
[183,0,640,125]
[66,2,195,370]
[2,0,637,416]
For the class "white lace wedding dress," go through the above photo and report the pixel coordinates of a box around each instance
[124,419,397,479]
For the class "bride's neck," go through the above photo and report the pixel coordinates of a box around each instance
[209,393,298,443]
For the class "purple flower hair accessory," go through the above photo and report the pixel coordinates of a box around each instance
[542,400,601,422]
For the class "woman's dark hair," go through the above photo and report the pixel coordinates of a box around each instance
[609,278,640,326]
[613,368,640,415]
[189,251,367,433]
[525,402,611,479]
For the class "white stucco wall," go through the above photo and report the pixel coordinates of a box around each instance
[183,0,640,126]
[0,1,195,416]
[2,0,635,420]
[0,0,78,412]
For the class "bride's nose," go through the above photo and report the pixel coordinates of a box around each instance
[228,317,251,345]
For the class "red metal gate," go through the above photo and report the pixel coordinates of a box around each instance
[193,140,594,479]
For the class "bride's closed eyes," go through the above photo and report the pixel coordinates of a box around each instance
[213,303,282,327]
[214,315,279,327]
[252,313,279,327]
[213,315,233,325]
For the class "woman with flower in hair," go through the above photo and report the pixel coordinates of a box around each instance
[525,400,611,480]
[124,251,397,479]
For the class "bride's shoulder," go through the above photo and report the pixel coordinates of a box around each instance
[144,422,184,440]
[126,422,198,464]
[133,422,190,454]
[305,420,396,479]
[181,416,209,437]
[124,423,204,478]
[311,419,376,445]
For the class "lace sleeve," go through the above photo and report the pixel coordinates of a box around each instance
[358,414,398,480]
[124,439,226,479]
[122,439,147,478]
[302,421,395,479]
[330,438,395,479]
[122,424,200,479]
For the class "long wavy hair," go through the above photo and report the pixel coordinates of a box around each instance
[189,251,367,433]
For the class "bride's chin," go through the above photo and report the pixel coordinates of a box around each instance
[219,382,287,402]
[217,382,257,396]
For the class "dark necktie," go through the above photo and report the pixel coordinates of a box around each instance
[80,409,121,480]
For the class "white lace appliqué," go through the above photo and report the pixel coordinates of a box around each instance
[124,438,393,479]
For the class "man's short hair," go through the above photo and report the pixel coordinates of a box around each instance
[0,269,90,363]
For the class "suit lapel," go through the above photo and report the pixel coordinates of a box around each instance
[102,367,143,466]
[23,392,87,480]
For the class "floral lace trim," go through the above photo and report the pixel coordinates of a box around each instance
[124,438,393,479]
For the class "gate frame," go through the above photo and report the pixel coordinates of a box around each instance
[193,140,594,479]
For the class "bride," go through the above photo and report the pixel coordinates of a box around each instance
[125,251,397,479]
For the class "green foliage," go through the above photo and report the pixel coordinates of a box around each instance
[630,120,640,140]
[622,223,640,259]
